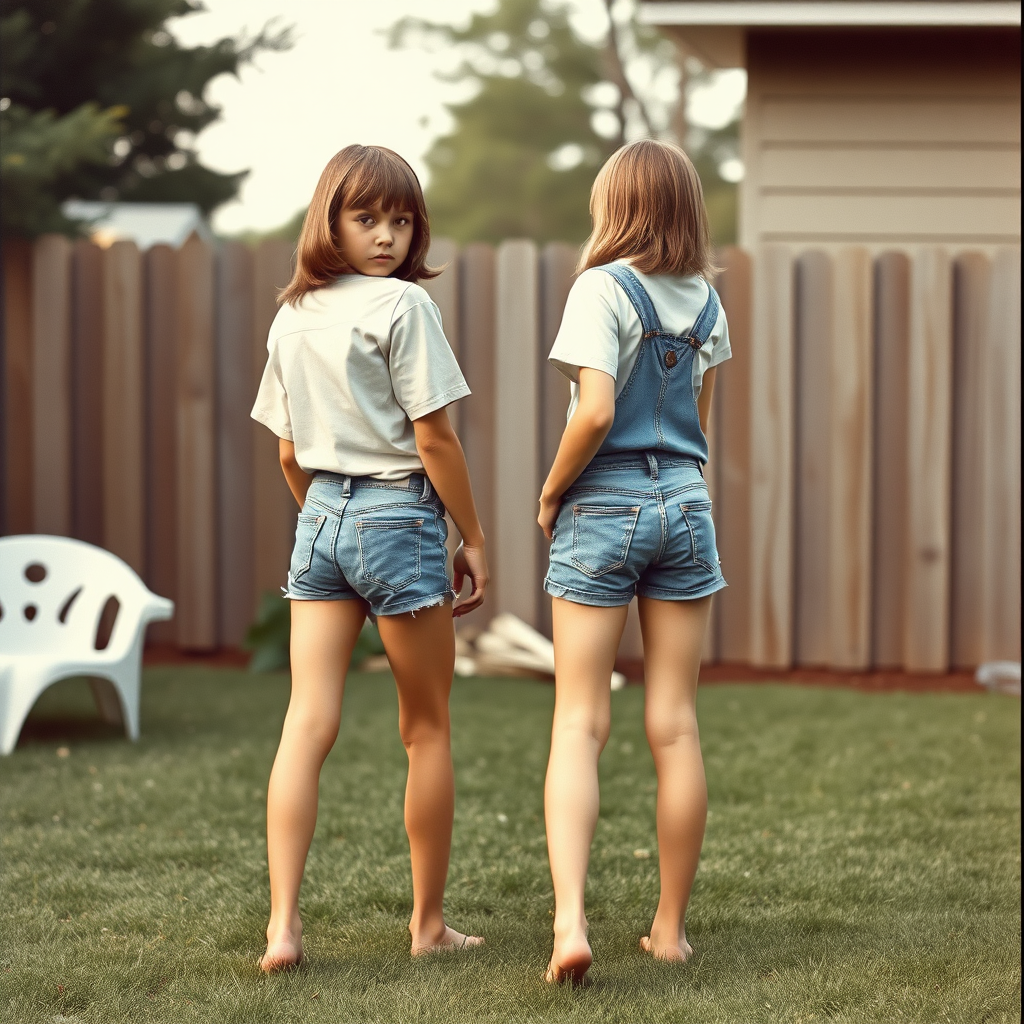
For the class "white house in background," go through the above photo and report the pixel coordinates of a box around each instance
[60,200,213,249]
[639,0,1022,251]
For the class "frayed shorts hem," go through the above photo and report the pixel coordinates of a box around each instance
[543,577,727,607]
[282,586,453,618]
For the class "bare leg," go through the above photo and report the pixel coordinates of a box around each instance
[377,602,483,955]
[261,599,366,972]
[637,595,711,962]
[544,598,629,983]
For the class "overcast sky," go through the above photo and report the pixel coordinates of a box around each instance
[169,0,746,235]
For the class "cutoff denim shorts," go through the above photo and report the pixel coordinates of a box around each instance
[544,453,727,607]
[285,471,454,617]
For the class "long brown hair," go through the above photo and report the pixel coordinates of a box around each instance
[577,139,717,278]
[279,144,439,306]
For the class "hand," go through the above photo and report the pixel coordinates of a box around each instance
[538,494,561,541]
[452,541,488,617]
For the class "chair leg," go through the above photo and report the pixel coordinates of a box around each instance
[88,678,125,727]
[0,669,50,756]
[105,665,141,742]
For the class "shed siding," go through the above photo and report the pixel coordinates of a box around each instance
[742,30,1021,249]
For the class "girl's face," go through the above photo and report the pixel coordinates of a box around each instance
[337,203,414,276]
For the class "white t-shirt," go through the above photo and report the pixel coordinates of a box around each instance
[548,261,731,422]
[251,275,470,480]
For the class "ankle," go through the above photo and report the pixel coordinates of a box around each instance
[409,912,446,943]
[553,913,588,939]
[267,910,302,940]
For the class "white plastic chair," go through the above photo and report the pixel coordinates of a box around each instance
[0,535,174,754]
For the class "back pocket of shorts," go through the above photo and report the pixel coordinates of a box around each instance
[571,505,640,578]
[291,513,327,582]
[356,518,424,591]
[679,500,719,572]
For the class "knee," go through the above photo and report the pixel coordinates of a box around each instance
[398,706,450,751]
[283,708,339,758]
[645,710,698,751]
[553,707,611,750]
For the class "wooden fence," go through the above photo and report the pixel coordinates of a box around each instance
[1,235,1020,671]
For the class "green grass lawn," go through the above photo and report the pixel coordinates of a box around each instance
[1,669,1019,1024]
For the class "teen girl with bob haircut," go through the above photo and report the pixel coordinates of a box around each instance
[251,144,488,970]
[539,139,731,983]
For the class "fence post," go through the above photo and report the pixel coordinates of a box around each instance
[32,235,73,537]
[144,244,178,642]
[176,234,217,649]
[216,242,255,647]
[494,240,540,628]
[980,246,1021,661]
[871,252,911,668]
[102,241,145,574]
[903,248,953,672]
[793,251,832,667]
[251,240,296,616]
[2,239,34,536]
[749,244,796,668]
[70,241,104,547]
[715,246,753,664]
[538,241,575,639]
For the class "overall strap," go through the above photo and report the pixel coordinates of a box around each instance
[686,282,721,349]
[598,264,664,338]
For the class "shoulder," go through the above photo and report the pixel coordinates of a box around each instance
[392,280,436,317]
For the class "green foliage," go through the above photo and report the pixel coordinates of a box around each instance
[2,673,1019,1021]
[391,0,739,246]
[243,592,384,673]
[0,0,291,236]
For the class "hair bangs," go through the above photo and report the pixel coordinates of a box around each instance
[280,144,438,307]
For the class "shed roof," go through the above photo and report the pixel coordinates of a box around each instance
[639,1,1021,27]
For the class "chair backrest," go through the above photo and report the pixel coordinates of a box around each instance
[0,535,157,658]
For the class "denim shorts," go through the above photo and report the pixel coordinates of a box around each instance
[285,471,454,617]
[544,452,727,607]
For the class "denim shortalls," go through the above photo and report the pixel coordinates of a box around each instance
[285,472,454,617]
[544,265,727,606]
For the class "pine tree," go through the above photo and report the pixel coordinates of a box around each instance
[0,0,290,236]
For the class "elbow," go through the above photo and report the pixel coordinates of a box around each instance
[584,408,614,436]
[279,449,296,471]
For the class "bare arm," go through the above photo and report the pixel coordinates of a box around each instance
[697,366,717,436]
[537,368,616,539]
[279,439,313,508]
[413,406,488,615]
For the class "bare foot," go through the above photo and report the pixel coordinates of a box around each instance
[260,919,303,973]
[545,928,593,985]
[640,934,692,963]
[410,925,484,956]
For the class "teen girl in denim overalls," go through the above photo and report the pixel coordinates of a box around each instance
[538,140,729,983]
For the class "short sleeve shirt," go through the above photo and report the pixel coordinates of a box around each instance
[548,261,731,422]
[251,275,470,480]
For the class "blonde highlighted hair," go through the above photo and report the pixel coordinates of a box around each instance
[279,144,438,307]
[578,139,717,278]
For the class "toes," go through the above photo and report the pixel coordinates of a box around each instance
[639,936,652,953]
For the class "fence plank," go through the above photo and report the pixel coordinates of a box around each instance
[538,242,576,638]
[3,239,33,535]
[144,245,178,641]
[749,245,796,668]
[457,243,496,624]
[494,240,540,628]
[871,252,911,668]
[102,242,145,574]
[176,235,217,649]
[949,253,990,667]
[793,251,832,666]
[828,247,873,669]
[32,235,73,537]
[216,242,255,647]
[70,241,104,547]
[252,240,296,611]
[714,247,752,663]
[980,247,1021,661]
[903,248,953,672]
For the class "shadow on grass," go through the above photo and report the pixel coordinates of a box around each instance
[15,676,126,748]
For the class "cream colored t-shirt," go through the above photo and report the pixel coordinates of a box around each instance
[251,275,470,480]
[548,261,731,423]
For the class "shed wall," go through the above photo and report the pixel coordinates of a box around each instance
[741,30,1021,249]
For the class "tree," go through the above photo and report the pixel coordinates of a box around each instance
[391,0,740,245]
[0,0,290,236]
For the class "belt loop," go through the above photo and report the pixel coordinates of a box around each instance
[420,474,432,501]
[646,452,659,481]
[342,475,352,498]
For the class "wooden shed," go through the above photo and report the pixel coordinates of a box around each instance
[639,1,1021,250]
